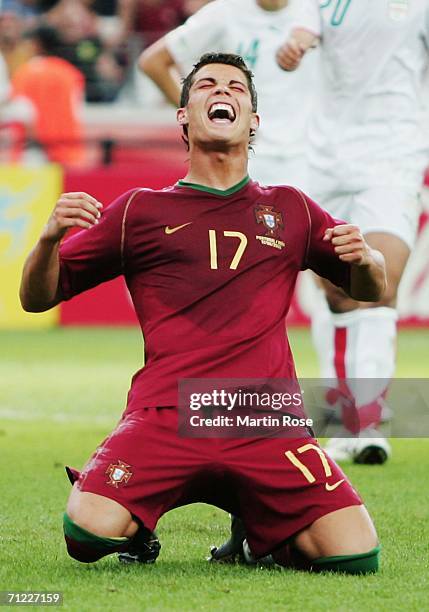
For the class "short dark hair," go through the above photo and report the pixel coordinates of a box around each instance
[179,52,258,150]
[180,52,258,112]
[36,0,62,12]
[23,24,62,55]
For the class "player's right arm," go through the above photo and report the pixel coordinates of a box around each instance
[138,39,181,107]
[276,29,319,72]
[20,193,102,312]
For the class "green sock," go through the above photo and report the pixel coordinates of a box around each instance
[311,546,381,574]
[63,513,130,550]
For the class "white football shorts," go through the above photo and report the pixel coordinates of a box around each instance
[316,186,422,250]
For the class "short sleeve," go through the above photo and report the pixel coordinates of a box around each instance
[59,189,137,300]
[165,0,227,71]
[289,0,321,37]
[300,192,351,291]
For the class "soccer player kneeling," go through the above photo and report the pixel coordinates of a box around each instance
[20,53,385,574]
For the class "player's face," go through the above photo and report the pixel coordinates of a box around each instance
[257,0,288,10]
[177,63,259,150]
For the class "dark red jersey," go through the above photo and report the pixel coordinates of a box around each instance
[59,177,350,411]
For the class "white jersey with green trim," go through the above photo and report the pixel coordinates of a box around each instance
[294,0,429,193]
[165,0,320,159]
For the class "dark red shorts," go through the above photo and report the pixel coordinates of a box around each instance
[75,408,362,558]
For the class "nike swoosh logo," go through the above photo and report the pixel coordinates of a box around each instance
[325,479,345,492]
[165,222,192,235]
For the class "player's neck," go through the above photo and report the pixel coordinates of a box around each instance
[184,148,249,191]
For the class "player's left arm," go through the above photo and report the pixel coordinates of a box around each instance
[323,225,386,301]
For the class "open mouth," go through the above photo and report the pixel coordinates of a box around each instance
[208,102,236,124]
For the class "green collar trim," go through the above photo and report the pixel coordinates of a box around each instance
[177,175,250,196]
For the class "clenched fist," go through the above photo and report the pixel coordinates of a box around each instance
[276,37,306,71]
[276,29,319,72]
[41,192,103,243]
[324,224,373,266]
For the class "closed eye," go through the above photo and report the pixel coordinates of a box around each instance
[229,80,247,93]
[195,78,215,89]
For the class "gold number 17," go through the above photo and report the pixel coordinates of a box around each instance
[209,230,248,270]
[285,444,345,491]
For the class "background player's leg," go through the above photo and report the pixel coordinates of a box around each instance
[323,231,410,463]
[309,280,336,379]
[309,194,351,391]
[64,484,139,563]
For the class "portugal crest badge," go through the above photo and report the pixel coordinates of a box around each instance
[254,204,285,250]
[106,460,133,488]
[254,204,284,237]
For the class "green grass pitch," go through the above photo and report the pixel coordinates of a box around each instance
[0,328,428,611]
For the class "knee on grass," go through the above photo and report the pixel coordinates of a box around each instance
[310,546,381,574]
[63,513,131,563]
[272,544,380,575]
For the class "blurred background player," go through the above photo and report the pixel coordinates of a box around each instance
[138,0,320,190]
[11,24,85,165]
[0,49,35,161]
[42,0,129,102]
[277,0,429,463]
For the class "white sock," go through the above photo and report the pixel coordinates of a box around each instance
[331,307,398,431]
[310,287,336,379]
